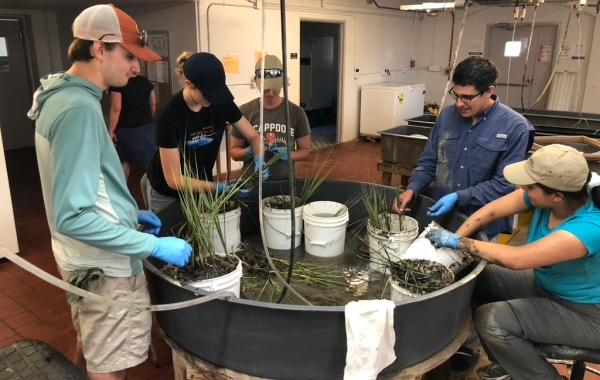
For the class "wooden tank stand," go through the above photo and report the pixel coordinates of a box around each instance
[162,316,470,380]
[377,160,414,188]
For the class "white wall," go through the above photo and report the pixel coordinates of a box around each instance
[414,4,597,112]
[0,132,19,254]
[582,14,600,113]
[198,0,421,142]
[125,3,198,94]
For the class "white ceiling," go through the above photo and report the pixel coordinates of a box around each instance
[0,0,191,10]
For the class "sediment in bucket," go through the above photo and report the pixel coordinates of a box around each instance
[263,196,304,250]
[368,214,419,272]
[388,263,454,303]
[210,208,241,255]
[188,259,243,297]
[302,201,349,257]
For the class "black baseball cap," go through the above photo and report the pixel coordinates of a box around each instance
[183,52,233,105]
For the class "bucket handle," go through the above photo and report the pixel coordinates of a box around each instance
[305,233,345,247]
[264,216,303,239]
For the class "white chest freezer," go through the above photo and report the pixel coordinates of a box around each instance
[359,82,426,137]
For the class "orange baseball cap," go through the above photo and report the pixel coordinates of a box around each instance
[72,4,161,62]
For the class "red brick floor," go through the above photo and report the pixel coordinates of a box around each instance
[2,140,597,379]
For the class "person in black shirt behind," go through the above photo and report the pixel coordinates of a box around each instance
[109,74,157,179]
[142,52,267,213]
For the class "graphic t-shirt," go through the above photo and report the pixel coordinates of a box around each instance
[233,98,310,180]
[147,91,242,197]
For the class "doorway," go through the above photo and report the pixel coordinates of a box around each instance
[0,17,36,150]
[300,21,341,149]
[486,23,558,110]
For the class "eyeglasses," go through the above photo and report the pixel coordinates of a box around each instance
[448,88,484,104]
[255,68,283,79]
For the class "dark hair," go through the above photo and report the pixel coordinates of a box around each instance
[537,172,600,209]
[68,39,118,63]
[452,57,498,93]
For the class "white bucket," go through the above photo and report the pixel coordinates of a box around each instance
[368,214,419,273]
[303,201,349,257]
[210,207,241,255]
[390,280,418,303]
[188,259,243,297]
[263,196,304,250]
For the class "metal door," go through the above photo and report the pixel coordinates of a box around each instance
[0,18,34,150]
[486,23,557,110]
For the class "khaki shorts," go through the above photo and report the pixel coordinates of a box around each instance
[61,270,152,374]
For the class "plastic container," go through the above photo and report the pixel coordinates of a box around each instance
[211,207,241,255]
[389,266,454,303]
[389,280,418,303]
[401,221,472,274]
[263,196,304,250]
[188,259,243,297]
[368,214,419,272]
[302,201,349,257]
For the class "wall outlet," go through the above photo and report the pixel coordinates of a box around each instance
[429,65,441,72]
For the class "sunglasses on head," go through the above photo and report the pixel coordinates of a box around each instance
[98,29,148,47]
[255,68,283,79]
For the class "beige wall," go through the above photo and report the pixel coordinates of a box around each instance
[414,4,599,113]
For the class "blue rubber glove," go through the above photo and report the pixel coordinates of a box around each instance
[271,147,289,162]
[425,229,463,250]
[254,157,270,181]
[138,210,162,236]
[245,146,254,161]
[152,237,192,268]
[216,182,252,198]
[427,193,459,218]
[215,182,230,195]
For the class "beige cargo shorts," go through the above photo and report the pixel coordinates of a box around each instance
[61,270,152,374]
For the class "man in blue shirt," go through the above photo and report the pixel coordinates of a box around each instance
[394,57,534,239]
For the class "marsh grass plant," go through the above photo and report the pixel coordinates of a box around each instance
[163,154,255,283]
[237,246,347,304]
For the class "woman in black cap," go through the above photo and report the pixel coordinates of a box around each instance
[143,52,267,213]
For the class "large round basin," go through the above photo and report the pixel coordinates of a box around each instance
[144,180,487,380]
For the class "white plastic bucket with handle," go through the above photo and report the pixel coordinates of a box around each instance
[368,214,419,273]
[263,196,304,250]
[302,201,349,257]
[211,207,241,255]
[390,280,418,303]
[188,259,243,297]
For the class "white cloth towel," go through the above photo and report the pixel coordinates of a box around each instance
[343,299,396,380]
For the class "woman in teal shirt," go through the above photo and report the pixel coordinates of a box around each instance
[426,144,600,380]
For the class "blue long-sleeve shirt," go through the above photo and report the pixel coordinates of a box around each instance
[407,98,534,238]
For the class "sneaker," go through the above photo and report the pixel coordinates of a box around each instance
[477,363,511,380]
[450,346,481,372]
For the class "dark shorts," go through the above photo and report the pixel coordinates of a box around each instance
[116,121,157,165]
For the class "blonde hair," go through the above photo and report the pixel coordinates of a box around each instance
[176,51,194,78]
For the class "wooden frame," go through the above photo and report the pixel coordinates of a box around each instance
[532,135,600,161]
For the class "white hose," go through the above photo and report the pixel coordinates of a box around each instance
[0,246,235,312]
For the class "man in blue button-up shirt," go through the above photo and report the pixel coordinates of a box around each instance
[395,57,534,239]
